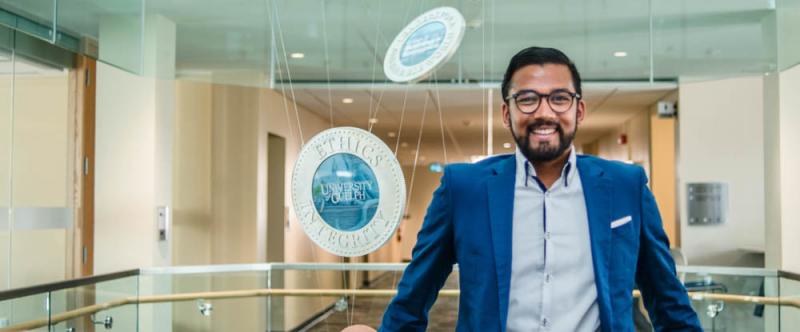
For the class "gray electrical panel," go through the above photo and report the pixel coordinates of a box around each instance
[687,182,727,226]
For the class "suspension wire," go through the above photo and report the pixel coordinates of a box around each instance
[366,0,384,132]
[389,0,418,291]
[489,0,496,155]
[481,0,487,156]
[272,0,305,146]
[268,2,331,331]
[267,3,297,151]
[430,72,448,164]
[367,89,388,133]
[393,84,411,155]
[321,0,335,128]
[389,0,417,155]
[404,92,429,237]
[348,0,387,324]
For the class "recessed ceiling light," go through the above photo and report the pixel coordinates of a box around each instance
[503,142,512,149]
[342,98,354,104]
[401,142,409,148]
[368,118,379,124]
[419,155,427,161]
[613,51,627,57]
[387,131,397,138]
[289,53,305,59]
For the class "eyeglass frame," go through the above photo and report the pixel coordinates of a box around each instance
[504,89,582,114]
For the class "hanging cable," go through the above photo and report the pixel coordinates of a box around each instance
[272,0,305,146]
[430,72,448,164]
[321,0,335,128]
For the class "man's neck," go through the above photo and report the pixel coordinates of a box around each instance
[530,148,571,189]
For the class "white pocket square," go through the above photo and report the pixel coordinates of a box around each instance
[610,216,632,229]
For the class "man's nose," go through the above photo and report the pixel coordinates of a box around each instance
[534,98,559,118]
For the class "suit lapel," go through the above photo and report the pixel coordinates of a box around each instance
[486,156,515,331]
[577,156,613,332]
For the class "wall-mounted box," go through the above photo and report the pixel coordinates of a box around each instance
[687,182,728,225]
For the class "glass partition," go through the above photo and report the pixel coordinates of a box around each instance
[0,0,794,86]
[0,26,75,292]
[0,25,12,294]
[0,0,55,43]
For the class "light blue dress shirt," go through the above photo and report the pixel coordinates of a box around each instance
[506,147,600,332]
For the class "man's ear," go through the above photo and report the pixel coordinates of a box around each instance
[576,99,586,124]
[502,102,511,129]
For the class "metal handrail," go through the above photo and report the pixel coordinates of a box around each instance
[0,269,139,301]
[1,288,798,331]
[1,263,796,301]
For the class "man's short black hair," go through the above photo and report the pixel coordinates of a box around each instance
[501,47,582,104]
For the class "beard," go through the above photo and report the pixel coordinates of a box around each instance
[510,118,577,163]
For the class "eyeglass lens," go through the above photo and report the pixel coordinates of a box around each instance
[514,91,575,113]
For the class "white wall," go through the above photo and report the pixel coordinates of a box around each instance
[678,75,765,267]
[768,66,800,273]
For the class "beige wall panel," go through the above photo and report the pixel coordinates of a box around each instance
[11,76,70,207]
[650,115,678,247]
[678,75,765,267]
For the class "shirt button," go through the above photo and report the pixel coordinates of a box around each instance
[545,192,550,197]
[542,318,549,328]
[545,273,551,283]
[545,232,551,240]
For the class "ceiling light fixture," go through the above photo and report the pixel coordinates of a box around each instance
[289,53,305,59]
[387,131,397,138]
[503,142,512,149]
[342,98,354,104]
[613,51,628,57]
[369,118,379,124]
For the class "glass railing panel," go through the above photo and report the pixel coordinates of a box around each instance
[48,275,139,332]
[679,268,778,331]
[0,292,50,331]
[140,269,270,332]
[780,274,800,331]
[2,264,796,330]
[267,264,458,331]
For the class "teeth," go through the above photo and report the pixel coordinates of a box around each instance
[533,128,556,135]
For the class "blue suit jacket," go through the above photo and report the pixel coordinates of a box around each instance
[380,154,702,331]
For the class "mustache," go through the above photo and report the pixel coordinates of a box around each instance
[525,119,564,135]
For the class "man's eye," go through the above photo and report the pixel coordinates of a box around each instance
[551,95,571,104]
[517,96,538,105]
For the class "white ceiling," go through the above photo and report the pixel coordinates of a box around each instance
[283,82,676,166]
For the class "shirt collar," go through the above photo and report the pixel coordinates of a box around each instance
[515,146,577,189]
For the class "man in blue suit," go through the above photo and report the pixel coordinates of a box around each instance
[380,47,702,331]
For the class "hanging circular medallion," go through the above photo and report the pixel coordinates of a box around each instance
[291,127,406,257]
[384,6,466,83]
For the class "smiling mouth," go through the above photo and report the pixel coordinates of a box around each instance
[532,127,556,135]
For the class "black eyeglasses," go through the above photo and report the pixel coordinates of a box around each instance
[505,89,581,114]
